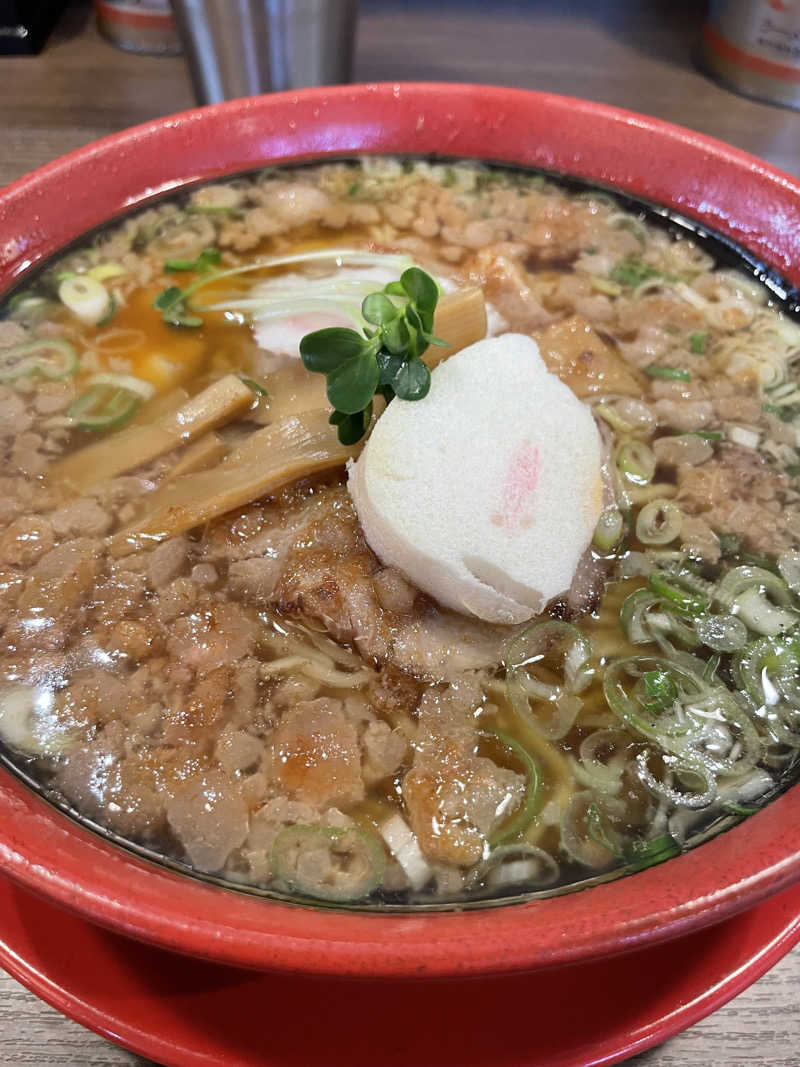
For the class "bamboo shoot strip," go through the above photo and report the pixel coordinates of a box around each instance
[53,374,254,491]
[424,287,487,369]
[162,431,227,480]
[114,409,358,548]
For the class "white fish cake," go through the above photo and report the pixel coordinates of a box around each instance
[348,334,603,624]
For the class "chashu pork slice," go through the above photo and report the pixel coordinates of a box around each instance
[348,333,603,625]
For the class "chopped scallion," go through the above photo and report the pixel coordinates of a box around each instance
[644,365,691,382]
[680,430,723,441]
[688,331,707,355]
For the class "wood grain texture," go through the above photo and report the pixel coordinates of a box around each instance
[1,0,800,1063]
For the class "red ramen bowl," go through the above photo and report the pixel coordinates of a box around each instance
[1,84,800,979]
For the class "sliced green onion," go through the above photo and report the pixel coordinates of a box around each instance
[636,500,682,545]
[650,670,761,774]
[609,257,668,289]
[724,802,758,817]
[271,824,385,902]
[593,509,624,552]
[504,620,593,740]
[0,337,78,383]
[778,550,800,592]
[87,263,127,282]
[689,331,707,355]
[590,277,623,297]
[733,634,786,707]
[681,430,723,441]
[7,290,49,317]
[728,426,760,449]
[642,668,678,712]
[585,802,624,859]
[68,382,143,431]
[474,844,559,891]
[644,365,691,382]
[621,588,663,644]
[594,397,656,437]
[616,441,656,486]
[718,533,741,558]
[626,833,681,869]
[604,655,707,746]
[239,376,269,397]
[762,402,793,421]
[715,566,796,638]
[733,586,798,637]
[561,792,623,868]
[620,587,702,650]
[694,613,749,652]
[635,749,716,809]
[87,373,155,401]
[58,275,113,325]
[722,638,800,748]
[574,729,631,794]
[482,728,542,846]
[96,293,118,327]
[648,569,708,616]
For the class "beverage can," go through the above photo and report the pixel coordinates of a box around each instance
[94,0,181,56]
[703,0,800,109]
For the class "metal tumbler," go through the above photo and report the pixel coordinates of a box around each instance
[169,0,358,105]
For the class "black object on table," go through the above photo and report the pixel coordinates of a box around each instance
[0,0,69,54]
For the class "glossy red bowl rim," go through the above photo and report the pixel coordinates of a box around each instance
[1,83,800,980]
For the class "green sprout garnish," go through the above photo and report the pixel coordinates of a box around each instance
[299,267,445,445]
[153,285,203,328]
[164,247,221,274]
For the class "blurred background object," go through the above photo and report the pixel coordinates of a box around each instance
[0,0,69,54]
[94,0,180,55]
[169,0,358,104]
[704,0,800,110]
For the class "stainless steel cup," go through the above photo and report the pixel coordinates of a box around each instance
[169,0,358,105]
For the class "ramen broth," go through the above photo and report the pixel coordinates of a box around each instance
[0,159,799,907]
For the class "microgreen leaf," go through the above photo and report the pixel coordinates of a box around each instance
[401,267,438,312]
[153,286,203,328]
[300,328,368,374]
[334,404,373,445]
[362,292,399,326]
[393,357,431,401]
[153,286,183,311]
[299,265,442,443]
[164,247,222,273]
[423,332,448,348]
[376,349,405,387]
[326,352,380,413]
[382,316,411,356]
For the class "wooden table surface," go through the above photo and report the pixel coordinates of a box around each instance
[1,1,799,1064]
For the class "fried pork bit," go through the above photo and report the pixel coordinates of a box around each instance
[534,313,645,398]
[269,698,365,809]
[402,681,525,866]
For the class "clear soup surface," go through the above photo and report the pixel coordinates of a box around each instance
[0,158,799,908]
